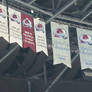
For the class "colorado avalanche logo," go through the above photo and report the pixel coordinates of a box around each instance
[54,28,67,39]
[80,34,92,45]
[22,18,32,28]
[0,8,6,18]
[11,14,20,24]
[36,23,44,33]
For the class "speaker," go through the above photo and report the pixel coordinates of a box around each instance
[11,51,48,77]
[26,51,48,76]
[13,48,36,75]
[2,48,36,76]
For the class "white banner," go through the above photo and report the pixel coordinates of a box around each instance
[34,18,48,55]
[51,22,71,67]
[0,4,8,41]
[77,28,92,69]
[9,8,22,47]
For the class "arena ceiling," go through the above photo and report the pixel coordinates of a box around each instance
[3,0,92,27]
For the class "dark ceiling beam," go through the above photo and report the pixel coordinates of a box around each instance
[14,0,92,26]
[56,0,62,9]
[52,0,55,11]
[46,0,78,24]
[80,10,92,22]
[82,0,92,12]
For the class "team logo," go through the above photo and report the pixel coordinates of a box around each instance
[36,23,44,33]
[54,28,67,39]
[80,34,92,45]
[22,18,32,28]
[11,14,20,24]
[0,8,6,18]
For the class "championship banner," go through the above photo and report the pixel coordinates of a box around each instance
[51,22,71,68]
[77,28,92,69]
[9,8,22,47]
[22,13,36,52]
[0,4,8,41]
[34,18,48,55]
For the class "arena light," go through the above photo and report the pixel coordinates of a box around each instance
[31,9,34,13]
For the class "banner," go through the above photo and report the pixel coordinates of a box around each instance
[34,18,48,55]
[0,4,8,41]
[9,8,22,46]
[77,28,92,69]
[51,22,71,67]
[22,13,36,52]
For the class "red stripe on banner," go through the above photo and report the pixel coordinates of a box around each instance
[21,13,36,52]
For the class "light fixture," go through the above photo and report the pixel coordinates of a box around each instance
[31,9,34,13]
